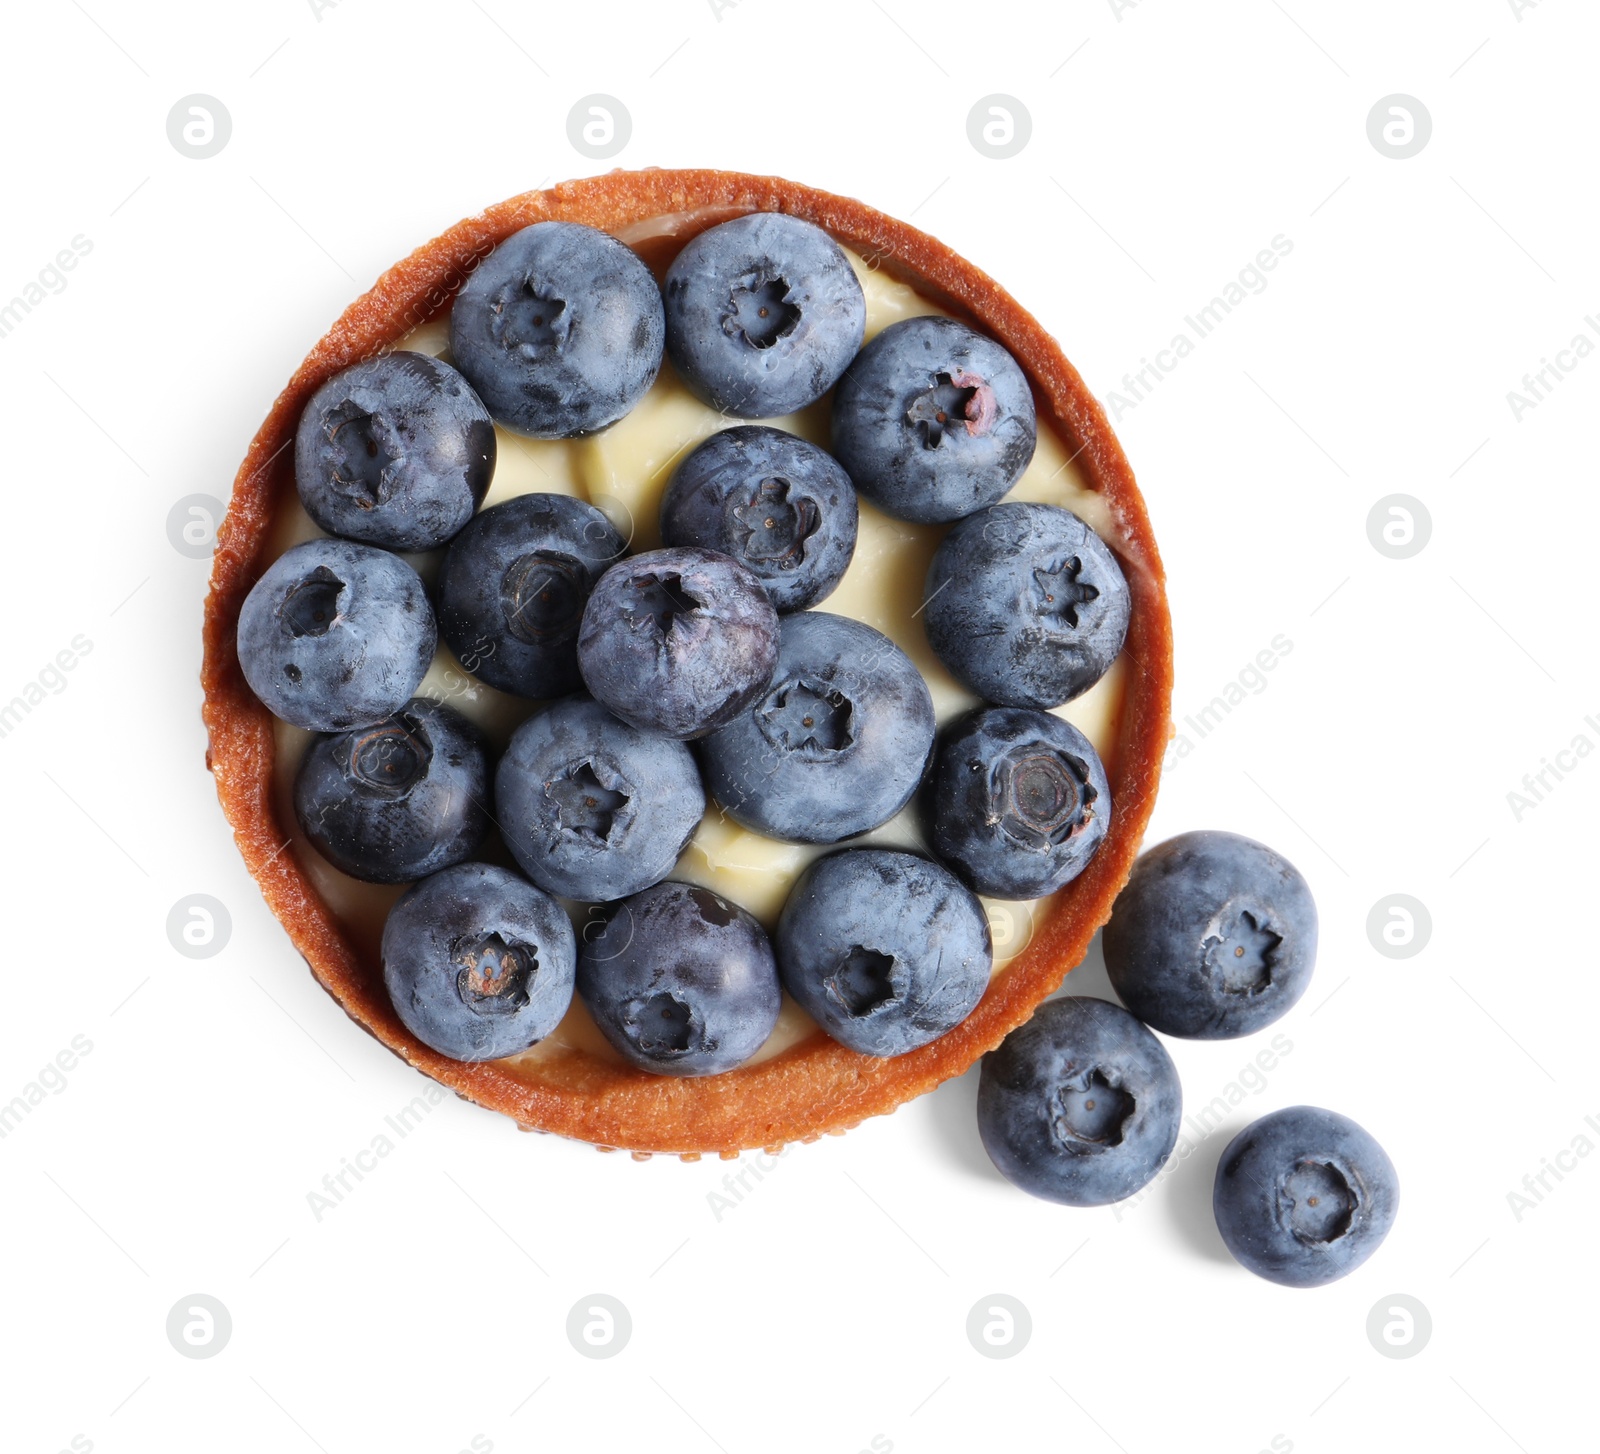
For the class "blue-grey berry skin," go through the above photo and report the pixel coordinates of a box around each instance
[577,547,779,740]
[495,695,706,902]
[437,493,627,700]
[577,881,781,1076]
[831,315,1036,524]
[663,212,866,418]
[450,222,664,438]
[661,426,858,613]
[923,502,1130,708]
[237,538,436,732]
[775,849,991,1057]
[294,351,495,551]
[927,707,1111,899]
[382,862,576,1062]
[294,697,490,885]
[1103,831,1317,1040]
[977,996,1182,1207]
[699,611,936,844]
[1213,1106,1399,1287]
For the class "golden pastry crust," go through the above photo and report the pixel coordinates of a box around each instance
[201,169,1173,1158]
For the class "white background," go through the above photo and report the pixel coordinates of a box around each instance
[1,1,1594,1451]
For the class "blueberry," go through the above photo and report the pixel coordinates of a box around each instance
[1103,831,1317,1040]
[382,862,576,1062]
[450,222,664,438]
[927,707,1111,899]
[831,316,1036,524]
[237,538,436,732]
[1213,1106,1399,1287]
[663,212,866,417]
[293,697,490,884]
[977,996,1182,1207]
[661,426,858,612]
[699,611,936,844]
[293,351,495,551]
[437,493,626,700]
[775,849,991,1057]
[495,695,706,902]
[577,881,781,1076]
[577,546,779,740]
[923,502,1129,708]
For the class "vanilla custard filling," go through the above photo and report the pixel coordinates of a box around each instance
[264,229,1126,1071]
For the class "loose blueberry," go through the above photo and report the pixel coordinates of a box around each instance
[437,493,627,700]
[1103,831,1317,1040]
[293,697,490,884]
[663,212,866,418]
[775,849,991,1057]
[699,610,936,844]
[577,881,781,1076]
[293,351,494,551]
[236,538,436,732]
[927,707,1111,899]
[923,502,1130,708]
[495,694,706,902]
[661,426,858,613]
[1213,1106,1399,1287]
[577,546,779,740]
[450,222,664,438]
[831,315,1036,524]
[381,862,576,1062]
[977,996,1183,1207]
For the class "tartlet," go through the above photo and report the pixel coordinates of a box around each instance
[201,168,1173,1159]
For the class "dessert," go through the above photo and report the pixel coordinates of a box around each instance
[201,169,1172,1157]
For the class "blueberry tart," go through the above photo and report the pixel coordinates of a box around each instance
[202,170,1172,1158]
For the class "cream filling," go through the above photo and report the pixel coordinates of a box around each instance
[265,236,1125,1071]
